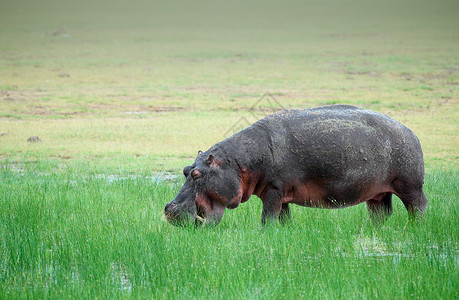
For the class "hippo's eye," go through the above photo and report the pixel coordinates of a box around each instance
[183,166,192,177]
[191,169,202,180]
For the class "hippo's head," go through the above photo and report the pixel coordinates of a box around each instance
[164,151,243,227]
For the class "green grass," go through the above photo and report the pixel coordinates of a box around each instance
[0,0,458,298]
[0,163,457,299]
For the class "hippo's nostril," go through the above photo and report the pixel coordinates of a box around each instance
[165,203,178,214]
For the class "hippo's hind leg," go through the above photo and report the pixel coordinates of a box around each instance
[398,189,428,219]
[393,177,428,220]
[366,193,393,224]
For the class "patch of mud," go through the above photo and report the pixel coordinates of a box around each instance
[398,70,459,83]
[142,106,185,113]
[0,90,41,102]
[173,53,256,64]
[124,106,185,114]
[47,28,70,38]
[345,70,382,77]
[322,61,382,78]
[328,33,382,38]
[50,154,72,160]
[27,136,41,143]
[86,103,185,114]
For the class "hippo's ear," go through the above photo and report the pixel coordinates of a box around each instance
[207,154,214,165]
[197,150,202,157]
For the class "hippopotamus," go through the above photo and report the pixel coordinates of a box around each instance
[164,105,428,226]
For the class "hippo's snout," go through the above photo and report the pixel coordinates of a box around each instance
[163,175,199,226]
[164,202,177,215]
[164,201,194,225]
[164,202,179,223]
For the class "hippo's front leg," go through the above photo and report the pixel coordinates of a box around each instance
[279,203,292,225]
[261,189,283,225]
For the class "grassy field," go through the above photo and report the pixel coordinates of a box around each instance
[0,0,458,298]
[0,163,457,299]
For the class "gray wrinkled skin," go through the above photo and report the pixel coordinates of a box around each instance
[164,105,428,227]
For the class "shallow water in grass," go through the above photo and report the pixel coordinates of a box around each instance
[0,163,457,298]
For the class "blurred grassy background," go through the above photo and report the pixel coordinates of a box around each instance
[0,0,457,171]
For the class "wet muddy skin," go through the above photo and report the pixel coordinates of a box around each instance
[165,105,427,227]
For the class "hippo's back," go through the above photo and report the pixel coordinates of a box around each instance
[254,105,424,186]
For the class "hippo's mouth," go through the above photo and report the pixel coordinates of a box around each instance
[194,192,226,227]
[195,206,207,227]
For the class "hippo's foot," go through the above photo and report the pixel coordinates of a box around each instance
[366,193,393,225]
[279,203,292,226]
[261,203,292,226]
[261,210,278,226]
[392,177,428,221]
[399,189,428,221]
[261,190,285,226]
